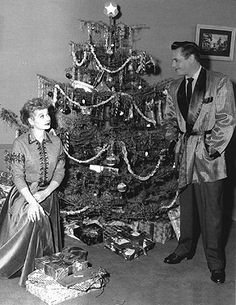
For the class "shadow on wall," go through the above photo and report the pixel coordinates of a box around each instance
[224,82,236,220]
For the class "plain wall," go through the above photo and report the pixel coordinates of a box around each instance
[0,0,236,219]
[0,0,236,144]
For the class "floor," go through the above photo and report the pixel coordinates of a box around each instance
[0,220,235,305]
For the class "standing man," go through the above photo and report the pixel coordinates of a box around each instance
[163,41,236,283]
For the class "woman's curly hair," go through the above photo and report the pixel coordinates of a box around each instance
[20,98,50,126]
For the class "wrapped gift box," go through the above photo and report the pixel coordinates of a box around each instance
[57,267,109,291]
[73,223,103,245]
[152,219,174,244]
[103,225,155,260]
[44,260,74,280]
[61,246,88,261]
[129,219,174,244]
[26,268,109,305]
[35,247,88,280]
[133,220,154,237]
[168,206,180,240]
[26,269,85,305]
[34,254,66,271]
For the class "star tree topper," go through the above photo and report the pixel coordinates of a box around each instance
[104,2,118,18]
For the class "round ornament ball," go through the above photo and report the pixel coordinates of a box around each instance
[105,154,117,167]
[47,91,54,98]
[66,72,72,79]
[117,182,127,192]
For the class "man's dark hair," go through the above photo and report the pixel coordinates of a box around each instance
[171,41,201,62]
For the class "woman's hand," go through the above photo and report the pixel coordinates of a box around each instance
[33,190,50,204]
[27,201,45,222]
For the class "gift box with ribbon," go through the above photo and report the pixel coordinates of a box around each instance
[103,225,155,260]
[130,218,174,244]
[73,223,103,245]
[26,267,109,305]
[35,247,88,280]
[44,260,73,281]
[152,219,174,244]
[26,269,84,305]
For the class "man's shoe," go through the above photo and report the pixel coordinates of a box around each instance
[164,252,191,264]
[210,270,225,284]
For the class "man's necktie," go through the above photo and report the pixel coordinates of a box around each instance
[186,77,194,106]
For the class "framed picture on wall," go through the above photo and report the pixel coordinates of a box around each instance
[195,24,236,61]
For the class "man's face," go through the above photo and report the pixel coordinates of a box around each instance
[171,48,192,76]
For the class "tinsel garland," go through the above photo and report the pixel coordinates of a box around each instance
[62,133,163,182]
[80,19,149,35]
[159,190,179,210]
[64,143,109,164]
[70,41,150,74]
[53,84,157,125]
[79,19,149,48]
[119,141,161,181]
[89,44,142,74]
[71,43,88,67]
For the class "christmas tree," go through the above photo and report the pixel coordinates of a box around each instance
[1,2,177,222]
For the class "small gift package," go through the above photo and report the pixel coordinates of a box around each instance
[130,218,174,244]
[103,225,155,260]
[35,247,88,280]
[61,246,88,261]
[133,220,154,237]
[152,218,174,244]
[73,223,103,245]
[44,260,73,281]
[26,269,85,305]
[167,205,180,240]
[26,267,109,305]
[57,266,109,291]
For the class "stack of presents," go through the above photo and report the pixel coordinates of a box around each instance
[26,247,109,305]
[64,204,180,250]
[0,170,180,304]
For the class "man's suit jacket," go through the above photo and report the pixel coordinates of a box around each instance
[164,68,236,189]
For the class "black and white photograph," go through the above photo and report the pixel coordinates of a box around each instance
[0,1,235,305]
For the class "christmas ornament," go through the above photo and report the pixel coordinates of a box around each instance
[106,45,114,55]
[61,105,71,115]
[117,182,127,193]
[71,80,94,93]
[95,81,111,92]
[105,142,117,167]
[105,153,117,167]
[93,189,100,197]
[81,107,92,115]
[66,72,72,79]
[47,91,53,98]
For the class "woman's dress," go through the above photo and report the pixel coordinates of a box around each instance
[0,130,65,286]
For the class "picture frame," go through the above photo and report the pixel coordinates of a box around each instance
[195,24,236,61]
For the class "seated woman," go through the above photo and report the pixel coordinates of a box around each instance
[0,98,65,286]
